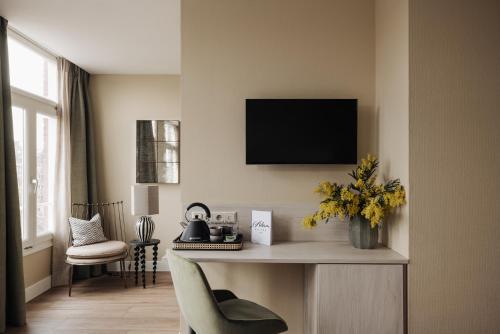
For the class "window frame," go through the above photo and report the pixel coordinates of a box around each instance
[8,29,58,255]
[8,28,58,103]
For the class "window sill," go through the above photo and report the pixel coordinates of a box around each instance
[23,234,53,257]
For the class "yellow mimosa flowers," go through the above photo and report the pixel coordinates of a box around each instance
[302,154,406,229]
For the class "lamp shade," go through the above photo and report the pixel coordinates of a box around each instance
[131,185,159,216]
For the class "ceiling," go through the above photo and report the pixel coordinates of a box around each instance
[0,0,180,74]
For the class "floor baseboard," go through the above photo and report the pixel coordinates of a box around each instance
[107,260,169,272]
[25,275,51,302]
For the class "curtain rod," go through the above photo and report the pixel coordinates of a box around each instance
[7,26,59,59]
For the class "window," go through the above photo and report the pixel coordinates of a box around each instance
[8,35,57,102]
[9,30,58,251]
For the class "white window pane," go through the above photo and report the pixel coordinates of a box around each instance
[12,106,25,239]
[47,60,58,102]
[36,114,56,236]
[8,37,58,102]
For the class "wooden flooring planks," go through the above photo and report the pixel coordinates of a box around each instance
[7,272,180,334]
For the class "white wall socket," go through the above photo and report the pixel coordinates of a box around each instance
[190,211,237,225]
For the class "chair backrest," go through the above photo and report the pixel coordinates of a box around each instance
[167,250,225,334]
[69,202,126,247]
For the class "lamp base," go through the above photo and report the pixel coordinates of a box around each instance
[135,216,155,242]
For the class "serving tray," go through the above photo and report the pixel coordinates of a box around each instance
[172,234,243,251]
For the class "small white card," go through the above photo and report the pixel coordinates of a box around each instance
[251,210,272,246]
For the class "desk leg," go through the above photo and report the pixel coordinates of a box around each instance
[140,246,146,288]
[152,244,158,284]
[134,246,139,286]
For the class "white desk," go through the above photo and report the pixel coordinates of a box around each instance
[169,241,407,334]
[172,240,408,264]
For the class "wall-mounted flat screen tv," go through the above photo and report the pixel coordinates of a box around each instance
[246,99,357,164]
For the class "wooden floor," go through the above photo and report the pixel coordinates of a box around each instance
[7,272,180,334]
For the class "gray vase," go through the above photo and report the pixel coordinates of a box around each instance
[349,215,378,249]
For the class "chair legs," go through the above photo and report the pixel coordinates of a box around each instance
[120,259,128,288]
[68,264,74,297]
[68,260,127,297]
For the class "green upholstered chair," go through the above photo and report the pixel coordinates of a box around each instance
[167,250,288,334]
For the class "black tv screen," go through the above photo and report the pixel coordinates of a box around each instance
[246,99,357,164]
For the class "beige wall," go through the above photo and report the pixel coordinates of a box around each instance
[23,248,52,287]
[181,0,376,206]
[181,1,375,333]
[409,0,500,333]
[90,75,182,260]
[375,0,409,257]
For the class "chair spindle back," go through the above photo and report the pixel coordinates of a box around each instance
[69,201,127,247]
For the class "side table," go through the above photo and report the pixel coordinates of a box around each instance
[130,239,161,288]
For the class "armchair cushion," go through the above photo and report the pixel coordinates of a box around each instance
[218,298,288,332]
[66,253,127,265]
[213,289,238,303]
[66,240,128,259]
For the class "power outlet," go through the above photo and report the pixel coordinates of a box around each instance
[190,211,237,224]
[223,212,237,224]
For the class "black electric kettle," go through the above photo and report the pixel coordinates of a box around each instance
[180,202,211,242]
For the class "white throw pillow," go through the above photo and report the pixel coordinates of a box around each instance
[69,213,107,247]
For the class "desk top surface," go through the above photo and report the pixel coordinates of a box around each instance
[168,241,408,264]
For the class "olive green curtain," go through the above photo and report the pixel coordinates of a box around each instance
[67,60,100,279]
[53,59,100,282]
[0,16,26,332]
[66,59,98,207]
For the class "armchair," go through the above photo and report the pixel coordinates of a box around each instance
[65,201,129,296]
